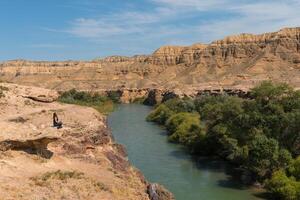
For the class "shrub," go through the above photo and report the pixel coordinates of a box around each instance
[166,112,198,133]
[164,98,195,113]
[146,104,174,125]
[166,112,205,151]
[288,157,300,180]
[58,89,115,114]
[0,85,8,98]
[59,89,108,104]
[267,170,300,200]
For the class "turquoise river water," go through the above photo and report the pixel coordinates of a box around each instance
[108,104,263,200]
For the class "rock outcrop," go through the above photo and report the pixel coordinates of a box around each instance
[0,83,174,200]
[103,86,251,105]
[147,183,175,200]
[0,136,59,158]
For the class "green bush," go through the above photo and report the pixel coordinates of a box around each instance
[58,89,115,114]
[146,104,174,125]
[164,98,195,113]
[166,112,198,132]
[267,170,300,200]
[164,112,205,152]
[288,157,300,180]
[59,89,108,104]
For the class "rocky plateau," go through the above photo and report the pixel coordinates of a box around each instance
[0,83,173,200]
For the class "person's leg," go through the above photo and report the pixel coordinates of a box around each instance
[57,121,63,129]
[53,121,58,127]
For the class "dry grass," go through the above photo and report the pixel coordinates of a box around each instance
[31,170,84,187]
[35,170,84,182]
[31,170,111,192]
[0,85,9,98]
[8,116,28,123]
[93,181,111,192]
[0,86,9,91]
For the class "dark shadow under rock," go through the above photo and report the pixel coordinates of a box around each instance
[0,136,58,159]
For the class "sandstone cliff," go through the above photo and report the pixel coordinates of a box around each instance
[0,27,299,95]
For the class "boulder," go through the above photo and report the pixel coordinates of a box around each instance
[147,183,175,200]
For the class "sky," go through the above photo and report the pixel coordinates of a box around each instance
[0,0,299,61]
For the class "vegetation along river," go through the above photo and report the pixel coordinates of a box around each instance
[108,104,262,200]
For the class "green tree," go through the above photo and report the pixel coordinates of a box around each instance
[247,135,291,179]
[288,157,300,180]
[267,170,300,200]
[250,81,293,104]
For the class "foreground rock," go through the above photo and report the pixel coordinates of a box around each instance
[0,83,172,200]
[148,184,175,200]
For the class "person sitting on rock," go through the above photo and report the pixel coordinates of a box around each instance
[53,112,63,129]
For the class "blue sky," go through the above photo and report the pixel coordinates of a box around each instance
[0,0,299,61]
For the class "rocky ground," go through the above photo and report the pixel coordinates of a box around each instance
[0,83,173,200]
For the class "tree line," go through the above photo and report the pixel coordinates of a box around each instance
[147,81,300,200]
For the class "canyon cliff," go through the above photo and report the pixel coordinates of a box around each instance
[0,27,299,102]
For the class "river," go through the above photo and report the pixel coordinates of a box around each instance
[108,104,262,200]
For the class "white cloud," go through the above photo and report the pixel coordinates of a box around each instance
[63,4,186,40]
[152,0,228,10]
[61,0,300,51]
[68,18,127,38]
[196,1,300,41]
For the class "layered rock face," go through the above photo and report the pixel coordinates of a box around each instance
[0,27,299,94]
[145,27,300,66]
[0,83,172,200]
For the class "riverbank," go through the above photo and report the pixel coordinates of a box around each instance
[108,104,264,200]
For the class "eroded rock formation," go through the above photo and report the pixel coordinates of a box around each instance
[0,27,299,94]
